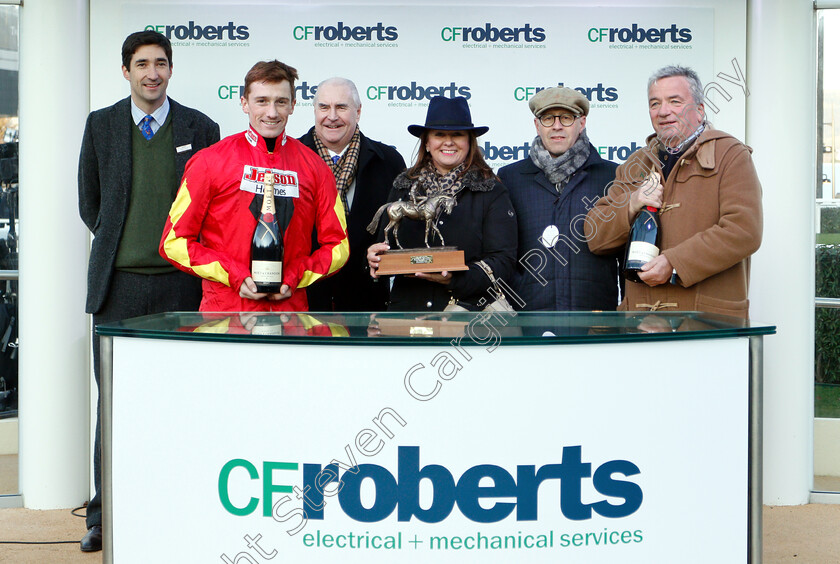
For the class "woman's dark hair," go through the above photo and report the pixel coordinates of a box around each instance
[122,30,173,69]
[407,130,495,180]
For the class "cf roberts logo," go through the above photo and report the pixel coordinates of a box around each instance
[219,82,320,102]
[295,81,318,101]
[441,23,545,43]
[598,142,644,162]
[218,84,243,100]
[293,22,398,41]
[515,83,618,102]
[145,21,249,41]
[366,82,470,101]
[218,446,643,524]
[588,23,691,43]
[481,141,532,163]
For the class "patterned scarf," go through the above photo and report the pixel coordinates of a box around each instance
[313,126,361,216]
[529,128,591,194]
[409,162,467,202]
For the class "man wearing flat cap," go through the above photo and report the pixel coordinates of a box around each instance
[498,86,621,311]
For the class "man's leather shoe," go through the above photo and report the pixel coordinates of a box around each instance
[80,525,102,552]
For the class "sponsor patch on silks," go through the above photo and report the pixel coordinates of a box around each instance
[240,166,300,198]
[245,128,259,147]
[245,128,287,148]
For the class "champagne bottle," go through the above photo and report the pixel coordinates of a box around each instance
[623,205,661,283]
[251,170,284,293]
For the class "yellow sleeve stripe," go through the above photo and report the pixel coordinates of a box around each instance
[295,314,350,337]
[334,195,348,232]
[193,262,231,287]
[298,194,350,288]
[297,313,320,330]
[162,181,231,287]
[192,318,232,333]
[328,323,350,337]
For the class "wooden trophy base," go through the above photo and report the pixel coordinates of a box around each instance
[373,316,469,338]
[376,246,469,276]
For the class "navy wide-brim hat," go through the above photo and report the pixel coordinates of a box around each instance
[408,96,489,138]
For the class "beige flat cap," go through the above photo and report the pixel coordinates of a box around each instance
[529,86,590,117]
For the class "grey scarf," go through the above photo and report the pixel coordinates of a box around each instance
[529,129,591,193]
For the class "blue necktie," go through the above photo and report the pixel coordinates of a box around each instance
[140,115,154,140]
[331,154,340,164]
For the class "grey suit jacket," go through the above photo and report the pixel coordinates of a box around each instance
[78,96,220,313]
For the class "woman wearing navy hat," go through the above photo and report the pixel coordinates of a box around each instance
[366,96,518,311]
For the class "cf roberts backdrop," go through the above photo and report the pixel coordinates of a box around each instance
[89,0,747,170]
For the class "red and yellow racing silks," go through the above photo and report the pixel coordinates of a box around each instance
[180,313,350,337]
[160,127,348,311]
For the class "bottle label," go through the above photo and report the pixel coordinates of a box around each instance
[627,241,659,263]
[250,321,284,336]
[251,260,282,283]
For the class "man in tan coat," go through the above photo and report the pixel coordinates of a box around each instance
[585,65,762,318]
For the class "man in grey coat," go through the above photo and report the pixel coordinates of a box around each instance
[77,30,219,552]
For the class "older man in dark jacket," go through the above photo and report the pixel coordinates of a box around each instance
[300,77,405,311]
[498,87,621,311]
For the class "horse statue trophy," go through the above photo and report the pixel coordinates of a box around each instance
[366,193,469,275]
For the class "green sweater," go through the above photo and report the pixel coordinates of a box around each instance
[115,113,178,274]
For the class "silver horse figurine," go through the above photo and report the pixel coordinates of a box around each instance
[366,194,457,248]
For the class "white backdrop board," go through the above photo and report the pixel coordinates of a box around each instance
[89,1,748,170]
[111,336,749,563]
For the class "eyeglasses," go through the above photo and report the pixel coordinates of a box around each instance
[538,113,579,127]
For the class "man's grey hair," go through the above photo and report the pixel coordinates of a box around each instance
[648,65,704,106]
[314,77,361,108]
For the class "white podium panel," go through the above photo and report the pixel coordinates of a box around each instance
[110,335,749,563]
